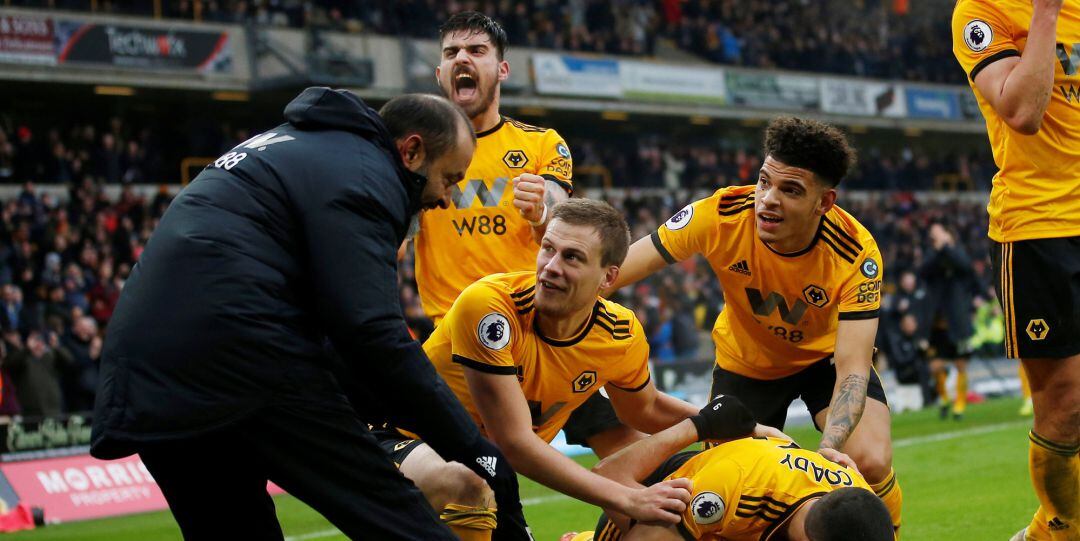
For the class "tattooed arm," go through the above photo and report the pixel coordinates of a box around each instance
[513,174,570,243]
[819,317,879,452]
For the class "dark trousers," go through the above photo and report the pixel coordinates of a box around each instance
[138,402,455,540]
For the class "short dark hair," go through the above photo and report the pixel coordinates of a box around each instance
[550,199,630,267]
[439,11,509,60]
[805,487,894,541]
[379,94,474,160]
[763,117,856,188]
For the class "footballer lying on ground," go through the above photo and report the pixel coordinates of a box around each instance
[565,394,894,541]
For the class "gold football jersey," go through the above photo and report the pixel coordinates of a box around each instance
[671,437,873,540]
[423,271,650,443]
[953,0,1080,242]
[654,185,882,380]
[414,117,573,323]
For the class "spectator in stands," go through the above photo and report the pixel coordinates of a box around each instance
[40,253,63,291]
[669,296,700,361]
[12,126,43,183]
[97,133,123,183]
[6,331,69,417]
[60,315,100,413]
[884,313,930,409]
[918,223,977,420]
[883,270,923,336]
[970,295,1005,359]
[0,342,20,418]
[651,306,677,363]
[41,286,72,336]
[0,130,14,182]
[88,259,121,325]
[121,140,145,183]
[0,285,35,337]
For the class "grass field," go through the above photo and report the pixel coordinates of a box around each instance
[2,397,1037,540]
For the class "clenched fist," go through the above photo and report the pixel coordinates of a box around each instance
[513,174,547,225]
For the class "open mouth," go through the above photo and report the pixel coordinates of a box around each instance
[757,211,783,229]
[539,279,564,292]
[454,71,478,100]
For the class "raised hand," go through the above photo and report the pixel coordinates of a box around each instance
[512,174,547,225]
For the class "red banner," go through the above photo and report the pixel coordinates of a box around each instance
[0,454,284,522]
[0,15,55,66]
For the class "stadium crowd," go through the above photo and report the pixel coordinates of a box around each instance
[572,136,996,191]
[0,173,1000,418]
[0,120,164,186]
[0,180,170,418]
[0,116,997,192]
[21,0,961,84]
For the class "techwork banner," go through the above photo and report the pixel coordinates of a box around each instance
[55,19,232,73]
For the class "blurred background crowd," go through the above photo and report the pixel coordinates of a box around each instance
[17,0,958,83]
[0,116,995,192]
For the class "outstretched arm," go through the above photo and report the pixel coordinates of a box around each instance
[607,381,698,435]
[594,394,776,485]
[602,235,671,296]
[592,419,700,488]
[465,367,691,525]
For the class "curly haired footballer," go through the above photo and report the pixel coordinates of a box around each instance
[763,117,856,188]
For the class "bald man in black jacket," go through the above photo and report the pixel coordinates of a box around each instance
[91,88,530,540]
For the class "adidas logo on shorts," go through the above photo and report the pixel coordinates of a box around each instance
[477,456,497,477]
[728,260,751,276]
[1048,517,1069,531]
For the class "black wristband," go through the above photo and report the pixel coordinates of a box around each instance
[690,394,757,441]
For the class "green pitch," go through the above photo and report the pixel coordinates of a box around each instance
[2,397,1036,540]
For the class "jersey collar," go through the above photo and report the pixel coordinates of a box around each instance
[761,491,828,541]
[475,116,506,138]
[534,301,600,347]
[759,216,824,258]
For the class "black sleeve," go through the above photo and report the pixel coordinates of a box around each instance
[946,244,974,276]
[918,247,942,278]
[52,344,75,368]
[298,163,481,458]
[4,348,26,373]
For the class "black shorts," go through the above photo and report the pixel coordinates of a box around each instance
[592,451,701,540]
[710,358,889,430]
[991,238,1080,359]
[928,327,971,360]
[370,426,425,466]
[562,391,625,447]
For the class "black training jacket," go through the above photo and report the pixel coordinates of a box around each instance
[91,87,480,459]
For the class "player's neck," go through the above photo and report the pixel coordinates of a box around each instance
[767,217,822,254]
[471,103,502,134]
[535,304,593,341]
[781,499,815,541]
